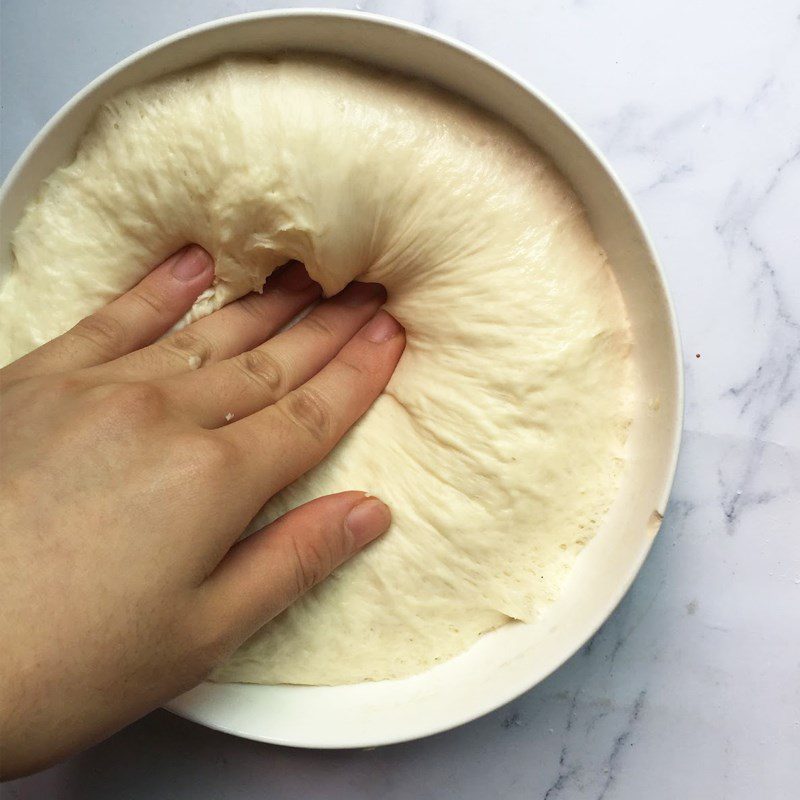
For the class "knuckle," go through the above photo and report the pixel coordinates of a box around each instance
[122,381,165,408]
[130,287,167,317]
[160,330,214,367]
[280,388,332,441]
[49,375,88,396]
[290,535,334,595]
[335,353,370,380]
[186,432,240,474]
[71,313,127,354]
[175,610,233,681]
[87,382,167,425]
[236,292,270,325]
[111,380,164,410]
[302,314,336,340]
[236,349,285,394]
[190,624,232,676]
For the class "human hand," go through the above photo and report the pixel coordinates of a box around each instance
[0,246,404,777]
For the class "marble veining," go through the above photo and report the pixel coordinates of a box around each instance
[2,1,798,798]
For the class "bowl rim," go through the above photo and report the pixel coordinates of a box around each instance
[1,8,684,748]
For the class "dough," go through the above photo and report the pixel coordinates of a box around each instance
[0,56,633,684]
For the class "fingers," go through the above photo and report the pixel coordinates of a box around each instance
[223,310,405,501]
[169,281,387,427]
[6,246,214,381]
[201,492,391,639]
[98,261,322,382]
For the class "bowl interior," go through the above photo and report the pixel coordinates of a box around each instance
[0,11,682,748]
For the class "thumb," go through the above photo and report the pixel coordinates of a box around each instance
[202,491,391,642]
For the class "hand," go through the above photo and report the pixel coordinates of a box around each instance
[0,246,405,777]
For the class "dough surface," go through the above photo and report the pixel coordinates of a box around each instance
[0,56,633,684]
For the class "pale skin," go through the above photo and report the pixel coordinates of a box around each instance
[0,245,405,778]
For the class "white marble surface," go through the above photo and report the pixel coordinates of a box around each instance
[3,1,799,798]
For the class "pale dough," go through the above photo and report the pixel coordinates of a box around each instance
[0,56,633,684]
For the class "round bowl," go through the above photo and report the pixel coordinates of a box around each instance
[0,10,683,748]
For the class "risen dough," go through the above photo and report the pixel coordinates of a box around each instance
[0,56,633,684]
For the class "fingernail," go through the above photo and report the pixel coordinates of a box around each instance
[276,261,317,292]
[362,310,403,343]
[338,281,386,307]
[170,245,213,282]
[345,497,392,547]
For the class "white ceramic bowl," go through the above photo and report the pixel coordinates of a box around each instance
[0,10,683,748]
